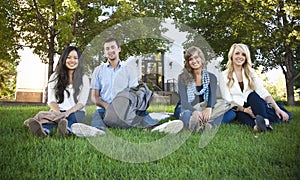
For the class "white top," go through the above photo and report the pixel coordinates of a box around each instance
[219,68,270,106]
[47,72,90,111]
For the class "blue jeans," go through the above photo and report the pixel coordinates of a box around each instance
[221,110,236,124]
[236,91,292,128]
[91,108,107,131]
[179,109,236,128]
[235,91,269,128]
[42,111,85,134]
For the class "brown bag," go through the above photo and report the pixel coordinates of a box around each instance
[193,99,234,120]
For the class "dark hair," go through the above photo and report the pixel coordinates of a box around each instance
[103,37,120,48]
[52,46,84,104]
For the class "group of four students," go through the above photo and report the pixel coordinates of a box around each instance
[24,37,292,137]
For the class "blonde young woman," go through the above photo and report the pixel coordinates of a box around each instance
[219,43,291,132]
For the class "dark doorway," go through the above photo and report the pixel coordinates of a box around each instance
[142,54,164,91]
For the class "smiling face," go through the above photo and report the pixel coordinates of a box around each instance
[65,50,79,70]
[103,40,121,61]
[232,46,246,67]
[188,51,203,70]
[184,46,206,73]
[227,43,252,70]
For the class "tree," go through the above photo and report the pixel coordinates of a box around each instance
[0,0,19,99]
[13,0,181,78]
[175,0,300,105]
[15,0,83,80]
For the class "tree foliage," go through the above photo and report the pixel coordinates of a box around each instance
[0,0,19,99]
[1,0,299,105]
[11,0,182,77]
[175,0,300,105]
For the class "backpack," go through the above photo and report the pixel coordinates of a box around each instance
[103,83,154,128]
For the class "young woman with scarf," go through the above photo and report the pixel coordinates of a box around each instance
[177,46,236,131]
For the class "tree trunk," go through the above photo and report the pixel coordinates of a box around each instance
[286,78,295,106]
[45,30,56,103]
[285,48,295,106]
[48,51,54,80]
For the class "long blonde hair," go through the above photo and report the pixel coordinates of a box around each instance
[226,43,254,90]
[180,46,207,86]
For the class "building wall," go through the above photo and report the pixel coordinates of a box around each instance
[15,47,58,103]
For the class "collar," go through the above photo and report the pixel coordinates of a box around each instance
[106,60,122,68]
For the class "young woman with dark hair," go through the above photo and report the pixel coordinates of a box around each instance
[26,46,90,137]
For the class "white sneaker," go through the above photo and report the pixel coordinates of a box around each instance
[71,123,105,137]
[151,120,183,134]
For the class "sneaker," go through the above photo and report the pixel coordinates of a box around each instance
[28,119,47,137]
[264,118,273,131]
[57,119,69,137]
[71,123,105,137]
[255,115,267,132]
[151,120,183,134]
[188,115,204,132]
[266,124,273,131]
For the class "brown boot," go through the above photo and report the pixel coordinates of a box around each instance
[57,119,69,137]
[24,118,35,127]
[189,114,204,132]
[28,119,47,137]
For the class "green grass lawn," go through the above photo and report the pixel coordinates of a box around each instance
[0,105,299,179]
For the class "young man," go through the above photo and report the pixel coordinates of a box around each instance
[71,38,183,137]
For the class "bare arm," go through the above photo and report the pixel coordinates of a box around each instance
[91,89,110,109]
[65,103,84,116]
[49,102,60,113]
[265,96,289,121]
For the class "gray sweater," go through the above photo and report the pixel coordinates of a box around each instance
[177,72,217,113]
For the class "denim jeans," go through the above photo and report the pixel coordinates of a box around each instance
[180,109,236,128]
[90,108,107,131]
[235,91,269,128]
[42,111,85,134]
[236,91,292,128]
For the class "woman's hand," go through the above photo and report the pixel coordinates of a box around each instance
[192,110,204,122]
[275,108,289,122]
[202,108,212,122]
[243,107,255,118]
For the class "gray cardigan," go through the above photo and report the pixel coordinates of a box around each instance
[177,72,217,113]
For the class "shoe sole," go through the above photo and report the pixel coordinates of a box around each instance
[255,115,267,132]
[57,119,68,137]
[152,120,183,134]
[71,123,105,137]
[266,125,273,131]
[28,120,47,137]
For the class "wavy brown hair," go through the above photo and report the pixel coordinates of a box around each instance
[226,43,254,90]
[180,46,207,86]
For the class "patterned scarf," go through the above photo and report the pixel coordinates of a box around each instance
[187,69,210,103]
